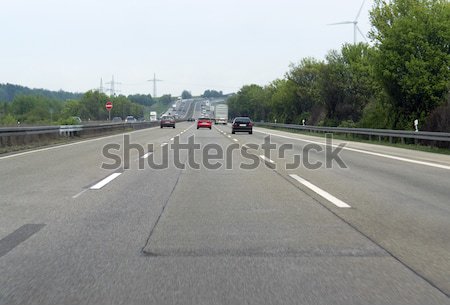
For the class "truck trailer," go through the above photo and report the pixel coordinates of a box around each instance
[214,104,228,125]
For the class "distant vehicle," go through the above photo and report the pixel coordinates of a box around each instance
[232,116,253,134]
[150,111,157,122]
[125,116,137,123]
[187,118,195,122]
[214,104,228,125]
[71,116,82,124]
[112,116,122,123]
[160,115,175,128]
[197,116,212,130]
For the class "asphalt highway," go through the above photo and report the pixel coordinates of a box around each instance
[1,104,449,304]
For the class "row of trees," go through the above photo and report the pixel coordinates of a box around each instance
[180,89,224,99]
[229,0,450,131]
[202,90,224,98]
[0,84,228,126]
[0,83,83,102]
[0,90,176,126]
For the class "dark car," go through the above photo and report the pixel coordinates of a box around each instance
[125,116,137,123]
[160,115,176,128]
[232,117,253,134]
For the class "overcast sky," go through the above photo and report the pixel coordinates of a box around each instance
[0,0,373,97]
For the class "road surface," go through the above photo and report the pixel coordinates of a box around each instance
[1,105,449,304]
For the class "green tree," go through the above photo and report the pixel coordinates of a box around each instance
[202,90,223,98]
[0,113,17,126]
[181,90,192,99]
[228,84,267,121]
[369,0,450,129]
[340,43,381,124]
[158,94,173,105]
[61,100,83,118]
[79,90,110,120]
[127,94,153,106]
[10,95,63,124]
[266,79,298,123]
[0,83,82,102]
[320,50,349,125]
[286,58,325,124]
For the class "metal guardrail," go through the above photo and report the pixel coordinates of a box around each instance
[0,121,165,147]
[0,122,155,136]
[255,122,450,143]
[2,120,449,148]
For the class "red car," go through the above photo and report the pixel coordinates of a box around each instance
[160,115,176,128]
[197,117,212,129]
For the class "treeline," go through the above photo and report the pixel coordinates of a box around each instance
[0,83,83,102]
[202,90,224,98]
[229,0,450,131]
[179,89,224,99]
[0,89,173,126]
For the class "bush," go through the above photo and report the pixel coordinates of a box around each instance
[358,100,391,129]
[0,114,18,126]
[339,120,356,128]
[423,102,450,133]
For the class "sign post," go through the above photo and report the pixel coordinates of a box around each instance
[106,101,113,121]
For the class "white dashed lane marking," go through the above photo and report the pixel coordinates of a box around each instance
[90,173,122,190]
[289,174,351,208]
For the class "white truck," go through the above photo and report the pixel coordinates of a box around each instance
[150,111,157,122]
[214,104,228,125]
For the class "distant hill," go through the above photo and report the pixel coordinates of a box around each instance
[0,83,83,102]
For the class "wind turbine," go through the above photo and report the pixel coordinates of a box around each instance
[328,0,368,44]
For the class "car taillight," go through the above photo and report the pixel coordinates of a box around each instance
[249,122,253,127]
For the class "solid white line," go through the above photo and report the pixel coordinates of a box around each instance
[90,173,122,190]
[142,152,152,159]
[259,155,275,164]
[256,130,450,171]
[289,174,351,208]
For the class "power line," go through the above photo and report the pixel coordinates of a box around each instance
[105,75,122,97]
[147,73,162,98]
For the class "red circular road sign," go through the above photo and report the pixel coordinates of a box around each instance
[106,101,113,111]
